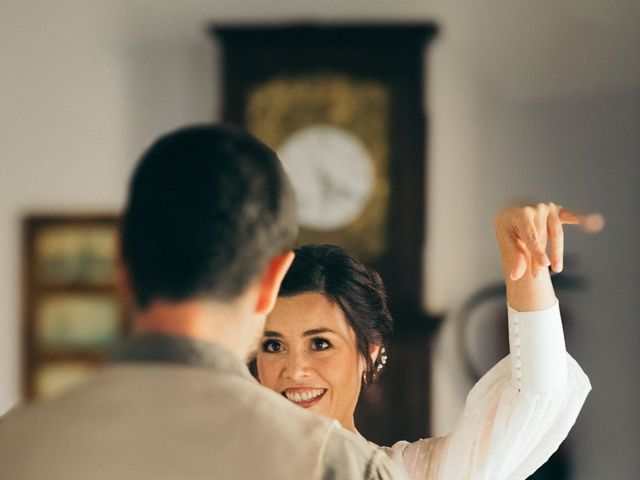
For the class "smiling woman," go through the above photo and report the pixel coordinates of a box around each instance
[255,245,394,434]
[256,202,596,480]
[258,288,385,431]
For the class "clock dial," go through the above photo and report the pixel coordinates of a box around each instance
[277,125,374,230]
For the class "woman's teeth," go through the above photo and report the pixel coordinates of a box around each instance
[284,389,325,403]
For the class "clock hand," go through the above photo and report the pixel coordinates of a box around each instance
[317,170,357,205]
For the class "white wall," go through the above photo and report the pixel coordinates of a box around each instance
[2,1,639,478]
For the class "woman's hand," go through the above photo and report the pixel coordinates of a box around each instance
[494,203,604,281]
[494,203,604,311]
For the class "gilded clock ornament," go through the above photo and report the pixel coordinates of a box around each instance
[246,73,390,261]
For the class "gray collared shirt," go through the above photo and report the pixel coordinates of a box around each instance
[0,334,405,480]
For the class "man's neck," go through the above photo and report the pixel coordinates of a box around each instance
[131,299,261,362]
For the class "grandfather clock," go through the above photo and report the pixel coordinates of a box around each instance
[209,23,439,445]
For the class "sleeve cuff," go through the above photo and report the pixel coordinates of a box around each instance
[507,301,568,392]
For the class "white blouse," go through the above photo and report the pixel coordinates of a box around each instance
[376,301,591,480]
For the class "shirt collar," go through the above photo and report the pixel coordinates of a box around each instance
[111,333,254,381]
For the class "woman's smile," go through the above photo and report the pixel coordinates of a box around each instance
[281,387,328,408]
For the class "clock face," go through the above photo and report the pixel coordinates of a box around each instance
[277,125,374,231]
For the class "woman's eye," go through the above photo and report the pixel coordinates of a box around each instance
[311,338,332,351]
[261,339,283,353]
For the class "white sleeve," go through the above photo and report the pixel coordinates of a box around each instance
[383,301,591,480]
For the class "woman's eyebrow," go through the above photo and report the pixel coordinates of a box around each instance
[303,328,335,336]
[263,331,282,338]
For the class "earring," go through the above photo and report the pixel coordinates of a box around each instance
[374,347,388,377]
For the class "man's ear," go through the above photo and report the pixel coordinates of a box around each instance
[254,250,295,316]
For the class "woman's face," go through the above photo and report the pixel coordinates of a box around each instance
[256,292,369,430]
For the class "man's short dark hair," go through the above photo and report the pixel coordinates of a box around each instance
[121,124,297,309]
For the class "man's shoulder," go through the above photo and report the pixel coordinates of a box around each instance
[321,428,407,480]
[231,370,339,433]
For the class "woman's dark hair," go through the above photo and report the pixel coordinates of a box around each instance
[280,244,393,385]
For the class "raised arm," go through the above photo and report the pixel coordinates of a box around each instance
[385,202,600,480]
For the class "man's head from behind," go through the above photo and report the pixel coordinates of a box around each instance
[121,124,297,318]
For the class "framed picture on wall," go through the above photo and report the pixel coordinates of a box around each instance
[22,214,128,401]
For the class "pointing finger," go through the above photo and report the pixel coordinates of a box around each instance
[558,208,582,225]
[559,208,605,232]
[581,212,605,233]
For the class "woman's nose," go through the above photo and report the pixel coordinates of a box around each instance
[282,350,311,379]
